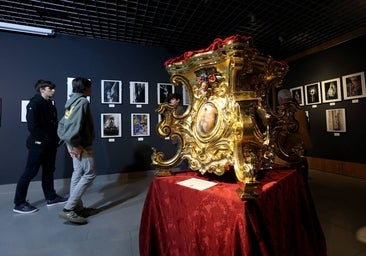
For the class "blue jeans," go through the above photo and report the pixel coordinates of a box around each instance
[14,147,57,205]
[64,147,96,211]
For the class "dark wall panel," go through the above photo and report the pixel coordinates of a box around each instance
[283,35,366,164]
[0,32,178,185]
[1,32,365,185]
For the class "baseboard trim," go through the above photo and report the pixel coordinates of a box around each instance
[308,157,366,179]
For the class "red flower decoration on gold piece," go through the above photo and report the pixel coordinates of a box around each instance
[208,74,216,83]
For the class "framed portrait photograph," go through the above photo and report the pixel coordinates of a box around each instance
[101,80,122,104]
[326,108,346,132]
[130,81,148,104]
[342,71,366,100]
[290,86,304,106]
[304,82,321,105]
[131,113,150,137]
[101,113,122,138]
[157,83,174,104]
[321,78,342,103]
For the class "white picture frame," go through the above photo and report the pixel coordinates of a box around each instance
[101,80,122,104]
[131,113,150,136]
[290,86,304,106]
[326,108,346,132]
[67,77,91,102]
[101,113,122,138]
[21,100,29,122]
[342,72,366,100]
[305,82,321,105]
[157,83,174,104]
[321,78,342,103]
[130,81,148,104]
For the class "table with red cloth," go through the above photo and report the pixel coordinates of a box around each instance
[139,168,327,256]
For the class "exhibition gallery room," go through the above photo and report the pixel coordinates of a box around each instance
[1,1,366,256]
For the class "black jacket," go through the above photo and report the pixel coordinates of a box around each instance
[26,94,59,149]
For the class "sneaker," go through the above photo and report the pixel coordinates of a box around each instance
[59,210,87,224]
[13,202,39,214]
[76,207,100,218]
[47,195,68,206]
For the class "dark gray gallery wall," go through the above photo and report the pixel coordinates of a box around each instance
[0,31,178,185]
[1,32,365,185]
[283,35,366,164]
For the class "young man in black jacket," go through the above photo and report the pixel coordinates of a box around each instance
[13,80,67,214]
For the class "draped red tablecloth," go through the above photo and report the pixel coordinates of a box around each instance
[139,168,327,256]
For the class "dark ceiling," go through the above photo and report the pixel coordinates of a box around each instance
[1,0,366,61]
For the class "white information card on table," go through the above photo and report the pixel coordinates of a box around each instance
[177,178,218,191]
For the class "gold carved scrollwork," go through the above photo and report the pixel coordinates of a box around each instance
[152,35,293,198]
[269,102,306,163]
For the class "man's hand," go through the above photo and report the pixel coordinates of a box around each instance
[68,146,84,160]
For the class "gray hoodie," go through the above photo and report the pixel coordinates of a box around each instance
[57,93,95,148]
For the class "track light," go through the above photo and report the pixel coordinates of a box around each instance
[0,22,54,36]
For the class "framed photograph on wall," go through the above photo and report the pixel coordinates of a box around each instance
[182,86,189,106]
[130,81,148,104]
[157,83,174,104]
[101,80,122,104]
[321,78,341,103]
[21,100,29,122]
[290,86,304,106]
[101,113,122,138]
[304,82,321,105]
[342,71,366,100]
[131,113,150,137]
[326,108,346,133]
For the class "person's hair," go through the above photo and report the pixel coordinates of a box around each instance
[277,89,292,101]
[34,80,55,93]
[168,93,182,102]
[72,77,91,93]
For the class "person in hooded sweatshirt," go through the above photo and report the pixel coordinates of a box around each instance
[13,80,67,214]
[58,77,97,224]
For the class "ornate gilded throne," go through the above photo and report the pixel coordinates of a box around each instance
[152,35,300,199]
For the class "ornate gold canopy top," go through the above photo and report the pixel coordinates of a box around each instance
[152,35,296,185]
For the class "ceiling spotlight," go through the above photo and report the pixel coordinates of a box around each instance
[0,22,54,36]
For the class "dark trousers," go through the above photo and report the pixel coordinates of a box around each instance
[14,147,57,205]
